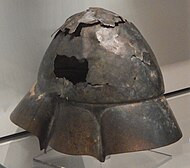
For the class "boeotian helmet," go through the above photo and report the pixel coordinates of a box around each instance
[10,7,182,162]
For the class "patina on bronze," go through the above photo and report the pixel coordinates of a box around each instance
[10,7,182,162]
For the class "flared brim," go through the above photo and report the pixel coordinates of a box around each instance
[10,86,182,162]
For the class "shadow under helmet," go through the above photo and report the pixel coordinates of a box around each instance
[10,7,182,162]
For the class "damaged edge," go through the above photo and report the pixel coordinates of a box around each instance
[52,8,125,38]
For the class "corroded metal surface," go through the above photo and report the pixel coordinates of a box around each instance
[10,7,182,162]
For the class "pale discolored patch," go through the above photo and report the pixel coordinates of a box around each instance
[29,82,37,97]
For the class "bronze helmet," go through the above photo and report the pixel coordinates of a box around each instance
[10,7,182,162]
